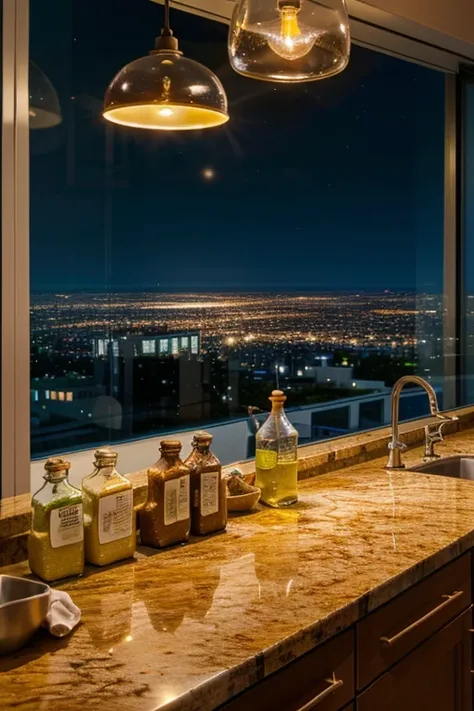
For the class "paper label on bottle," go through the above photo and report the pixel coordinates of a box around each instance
[98,490,133,544]
[50,503,84,549]
[164,475,190,526]
[201,471,219,517]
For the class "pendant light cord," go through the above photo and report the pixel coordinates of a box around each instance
[163,0,172,37]
[153,0,179,52]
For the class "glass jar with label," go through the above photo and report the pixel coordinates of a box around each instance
[139,440,191,548]
[82,448,136,566]
[28,458,84,582]
[185,432,227,536]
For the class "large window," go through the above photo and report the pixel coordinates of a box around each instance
[29,0,446,469]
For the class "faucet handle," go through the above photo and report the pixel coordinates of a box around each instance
[388,440,407,452]
[435,413,459,424]
[424,419,450,460]
[425,421,444,444]
[429,414,458,440]
[386,439,407,468]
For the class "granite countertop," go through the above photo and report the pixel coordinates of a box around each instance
[3,431,474,711]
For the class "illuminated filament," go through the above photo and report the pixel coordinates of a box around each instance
[268,4,315,61]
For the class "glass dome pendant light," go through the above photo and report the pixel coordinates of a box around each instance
[103,0,229,131]
[228,0,351,83]
[29,61,62,129]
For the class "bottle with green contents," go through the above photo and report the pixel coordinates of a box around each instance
[82,448,136,566]
[28,458,84,582]
[255,390,298,508]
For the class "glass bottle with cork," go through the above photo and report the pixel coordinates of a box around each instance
[185,431,227,535]
[139,440,190,548]
[255,390,298,507]
[28,458,84,582]
[82,448,136,566]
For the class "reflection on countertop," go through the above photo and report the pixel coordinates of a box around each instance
[4,430,474,710]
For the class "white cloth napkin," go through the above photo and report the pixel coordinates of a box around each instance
[42,589,81,638]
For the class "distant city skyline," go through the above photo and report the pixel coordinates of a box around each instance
[30,289,440,348]
[30,287,446,456]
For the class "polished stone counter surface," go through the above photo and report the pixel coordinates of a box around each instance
[3,432,474,711]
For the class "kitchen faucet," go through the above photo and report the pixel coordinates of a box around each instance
[386,376,458,469]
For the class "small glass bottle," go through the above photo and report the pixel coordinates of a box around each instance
[185,432,227,536]
[28,458,84,582]
[139,440,191,548]
[82,448,136,566]
[255,390,298,508]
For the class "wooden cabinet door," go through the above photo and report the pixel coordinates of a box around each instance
[221,629,354,711]
[357,609,472,711]
[357,553,471,689]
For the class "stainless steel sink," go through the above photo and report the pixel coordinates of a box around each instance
[409,455,474,480]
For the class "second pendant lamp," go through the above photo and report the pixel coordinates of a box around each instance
[228,0,350,83]
[103,0,229,131]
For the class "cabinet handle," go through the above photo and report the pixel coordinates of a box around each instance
[380,590,464,647]
[295,673,343,711]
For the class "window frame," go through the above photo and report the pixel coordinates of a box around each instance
[443,73,463,409]
[3,0,473,494]
[456,65,474,407]
[2,0,29,497]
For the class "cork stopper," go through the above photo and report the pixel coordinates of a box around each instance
[269,389,287,412]
[94,447,118,467]
[193,431,213,450]
[160,439,182,453]
[193,431,213,443]
[44,457,71,481]
[45,457,71,472]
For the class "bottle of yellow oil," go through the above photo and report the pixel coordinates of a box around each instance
[82,448,136,566]
[255,390,298,508]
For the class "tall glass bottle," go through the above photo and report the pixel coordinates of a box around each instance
[255,390,298,507]
[82,448,136,566]
[28,458,84,582]
[185,431,227,536]
[139,440,191,548]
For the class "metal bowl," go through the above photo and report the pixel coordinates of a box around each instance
[0,575,50,655]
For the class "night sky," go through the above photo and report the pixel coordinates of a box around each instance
[30,0,445,292]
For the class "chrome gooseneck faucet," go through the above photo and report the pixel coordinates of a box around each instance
[386,376,458,469]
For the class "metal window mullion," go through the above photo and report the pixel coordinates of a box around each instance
[2,0,17,498]
[443,74,460,411]
[456,68,474,409]
[1,0,30,497]
[15,0,30,495]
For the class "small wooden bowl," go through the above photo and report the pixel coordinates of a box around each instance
[226,487,261,512]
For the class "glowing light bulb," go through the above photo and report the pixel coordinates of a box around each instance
[267,5,315,61]
[228,0,350,82]
[158,107,174,117]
